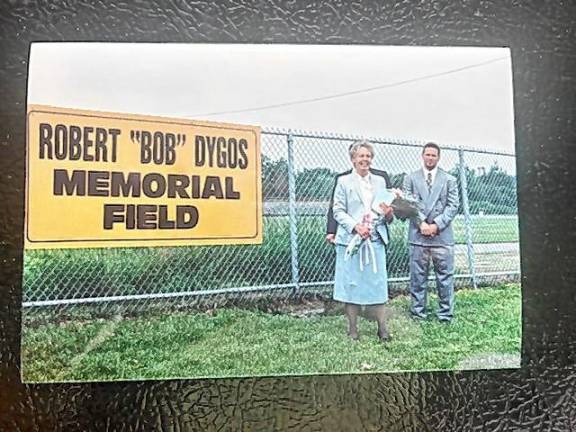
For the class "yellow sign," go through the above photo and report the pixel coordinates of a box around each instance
[25,105,262,249]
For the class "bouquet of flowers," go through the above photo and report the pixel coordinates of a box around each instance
[344,189,423,273]
[369,188,422,223]
[344,213,381,273]
[390,191,423,223]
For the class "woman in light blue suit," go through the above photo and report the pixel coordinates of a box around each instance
[333,140,394,341]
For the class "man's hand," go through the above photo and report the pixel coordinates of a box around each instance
[419,221,432,236]
[354,224,371,240]
[419,222,438,236]
[325,233,336,244]
[419,221,428,234]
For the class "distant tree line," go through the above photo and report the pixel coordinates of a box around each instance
[262,155,517,215]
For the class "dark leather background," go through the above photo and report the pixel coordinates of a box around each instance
[1,1,576,430]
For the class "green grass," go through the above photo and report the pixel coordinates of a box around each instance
[453,215,518,244]
[302,214,519,244]
[21,284,521,382]
[290,214,518,244]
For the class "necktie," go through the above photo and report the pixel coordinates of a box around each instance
[426,172,432,192]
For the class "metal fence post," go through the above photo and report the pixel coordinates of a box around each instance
[458,147,478,289]
[287,132,300,290]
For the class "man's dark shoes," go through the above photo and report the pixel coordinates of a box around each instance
[377,328,391,343]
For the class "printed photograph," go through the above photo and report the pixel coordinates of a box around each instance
[22,43,521,382]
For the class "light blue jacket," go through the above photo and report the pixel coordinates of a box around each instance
[402,168,460,246]
[332,172,390,246]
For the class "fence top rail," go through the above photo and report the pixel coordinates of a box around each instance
[261,126,516,157]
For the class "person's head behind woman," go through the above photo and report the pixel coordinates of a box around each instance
[349,140,375,176]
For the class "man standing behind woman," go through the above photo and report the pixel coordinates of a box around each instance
[332,140,394,342]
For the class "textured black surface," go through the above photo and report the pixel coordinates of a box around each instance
[1,1,576,430]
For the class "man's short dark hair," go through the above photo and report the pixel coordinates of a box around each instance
[422,142,440,156]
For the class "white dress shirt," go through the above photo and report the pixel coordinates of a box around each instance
[354,171,373,214]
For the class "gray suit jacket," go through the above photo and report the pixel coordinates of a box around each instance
[333,173,390,246]
[402,168,459,246]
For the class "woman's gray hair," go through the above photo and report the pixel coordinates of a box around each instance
[349,140,375,159]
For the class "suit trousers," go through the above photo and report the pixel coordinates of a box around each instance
[409,244,455,321]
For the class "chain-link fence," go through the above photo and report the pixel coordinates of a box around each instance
[23,128,519,312]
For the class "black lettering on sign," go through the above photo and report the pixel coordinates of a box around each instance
[141,172,166,198]
[202,176,224,199]
[194,135,205,166]
[194,135,251,169]
[227,138,238,168]
[191,175,201,198]
[139,131,152,163]
[138,204,157,229]
[109,129,120,162]
[110,172,141,197]
[177,206,199,228]
[54,124,68,160]
[69,126,82,160]
[238,138,248,169]
[53,169,86,196]
[207,136,217,167]
[103,204,199,230]
[38,124,120,162]
[225,176,240,199]
[164,133,177,165]
[167,174,191,199]
[199,176,240,199]
[82,127,94,161]
[217,137,227,168]
[93,128,108,162]
[103,204,125,229]
[153,132,164,164]
[87,171,110,196]
[158,205,175,229]
[39,123,52,159]
[53,171,242,200]
[131,129,185,165]
[126,204,135,229]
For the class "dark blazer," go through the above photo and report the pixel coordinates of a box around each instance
[326,168,391,235]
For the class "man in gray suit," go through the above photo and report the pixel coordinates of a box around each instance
[403,143,459,322]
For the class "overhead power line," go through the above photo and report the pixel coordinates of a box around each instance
[188,55,509,118]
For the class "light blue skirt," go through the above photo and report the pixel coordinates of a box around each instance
[333,242,389,305]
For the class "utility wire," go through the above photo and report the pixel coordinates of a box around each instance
[188,55,509,118]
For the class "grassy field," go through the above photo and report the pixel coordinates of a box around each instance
[22,284,521,382]
[453,215,518,244]
[299,214,518,244]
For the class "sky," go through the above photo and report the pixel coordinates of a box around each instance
[28,43,515,156]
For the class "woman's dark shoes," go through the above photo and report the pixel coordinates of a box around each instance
[347,329,360,341]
